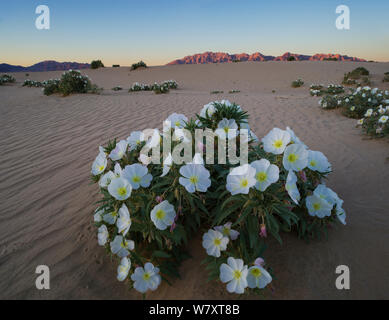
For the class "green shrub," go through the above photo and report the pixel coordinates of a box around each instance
[112,86,123,91]
[291,79,304,88]
[319,95,341,109]
[383,74,389,82]
[23,79,43,87]
[43,79,61,96]
[0,74,16,85]
[112,65,120,68]
[287,56,296,61]
[91,60,105,69]
[211,90,224,94]
[131,61,147,70]
[229,90,240,94]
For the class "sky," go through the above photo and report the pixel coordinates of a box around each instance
[0,0,388,66]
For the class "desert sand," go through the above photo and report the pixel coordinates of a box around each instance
[0,61,388,300]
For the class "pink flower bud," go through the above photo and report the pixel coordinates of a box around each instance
[259,224,267,238]
[155,196,163,203]
[298,170,307,182]
[254,257,265,267]
[170,222,177,233]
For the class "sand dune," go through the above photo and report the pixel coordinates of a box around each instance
[0,61,388,299]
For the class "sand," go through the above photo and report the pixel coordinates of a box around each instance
[0,61,388,300]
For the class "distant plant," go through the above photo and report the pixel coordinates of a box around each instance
[129,80,177,94]
[23,79,44,87]
[291,79,304,88]
[310,89,323,97]
[323,57,338,61]
[42,79,61,96]
[211,90,224,94]
[131,61,147,70]
[112,65,120,68]
[287,56,296,61]
[161,80,178,89]
[382,73,389,82]
[112,86,123,91]
[91,60,105,69]
[319,95,341,109]
[25,73,30,77]
[0,74,16,85]
[326,84,344,95]
[272,90,276,93]
[229,90,240,94]
[153,83,170,94]
[310,84,324,90]
[232,59,241,63]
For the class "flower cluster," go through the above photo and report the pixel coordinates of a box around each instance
[310,84,344,97]
[318,94,341,109]
[342,67,370,86]
[0,74,15,85]
[291,79,304,88]
[23,79,44,87]
[129,80,178,94]
[326,84,344,95]
[92,100,346,297]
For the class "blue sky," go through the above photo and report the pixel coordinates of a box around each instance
[0,0,388,66]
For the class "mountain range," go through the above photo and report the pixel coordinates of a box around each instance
[0,60,90,73]
[167,51,367,65]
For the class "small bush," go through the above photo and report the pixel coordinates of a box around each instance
[211,90,224,94]
[129,80,177,94]
[287,56,296,61]
[229,90,240,94]
[43,79,61,96]
[0,74,16,85]
[112,65,120,68]
[291,79,304,88]
[112,86,123,91]
[23,79,44,87]
[326,84,344,95]
[131,61,147,70]
[319,95,341,109]
[91,60,105,69]
[383,74,389,82]
[324,57,338,61]
[153,84,170,94]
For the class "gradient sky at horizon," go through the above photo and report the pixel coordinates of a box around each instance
[1,0,388,66]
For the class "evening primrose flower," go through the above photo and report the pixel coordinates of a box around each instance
[313,184,338,207]
[161,153,173,177]
[109,140,128,161]
[307,150,331,173]
[378,115,388,124]
[150,200,176,230]
[117,257,131,282]
[131,263,161,293]
[202,229,229,257]
[215,118,239,139]
[127,131,145,150]
[122,164,153,190]
[350,106,355,111]
[91,154,107,176]
[250,159,279,192]
[247,265,272,289]
[179,164,211,193]
[99,171,116,188]
[335,198,347,225]
[226,164,256,195]
[283,144,308,172]
[285,171,300,204]
[306,194,333,218]
[110,235,135,258]
[97,225,109,246]
[103,209,118,225]
[219,257,248,294]
[286,127,307,148]
[94,208,104,222]
[262,128,291,155]
[165,113,188,129]
[214,222,240,240]
[108,177,132,201]
[357,119,364,125]
[116,204,132,236]
[364,109,373,117]
[200,103,216,118]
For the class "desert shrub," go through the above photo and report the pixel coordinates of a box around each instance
[153,84,170,94]
[229,90,240,94]
[91,100,346,296]
[0,74,16,85]
[310,84,324,90]
[310,89,323,97]
[326,84,344,95]
[342,77,357,86]
[291,79,304,88]
[42,79,61,96]
[161,80,178,89]
[211,90,224,94]
[383,74,389,82]
[319,94,341,109]
[357,106,389,137]
[112,65,120,68]
[129,80,177,94]
[131,61,147,70]
[287,56,296,61]
[91,60,105,69]
[23,79,43,87]
[343,67,370,85]
[112,86,123,91]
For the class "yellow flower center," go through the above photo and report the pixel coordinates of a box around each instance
[240,178,248,188]
[112,211,118,217]
[156,209,166,220]
[117,187,127,196]
[233,270,242,280]
[222,227,230,236]
[175,121,181,127]
[132,175,141,183]
[98,165,105,172]
[250,268,262,278]
[273,139,283,148]
[313,203,321,211]
[143,272,151,281]
[310,160,317,167]
[189,176,199,184]
[213,238,221,246]
[288,153,298,163]
[224,126,229,133]
[256,172,267,182]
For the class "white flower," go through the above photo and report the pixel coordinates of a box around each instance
[226,164,256,195]
[94,208,104,222]
[117,257,131,282]
[250,159,279,192]
[145,129,161,148]
[219,257,248,294]
[189,153,204,165]
[262,128,291,155]
[108,177,132,200]
[283,144,308,172]
[116,204,132,236]
[214,222,240,240]
[131,263,161,293]
[161,153,173,177]
[109,140,128,161]
[357,118,364,125]
[122,164,153,189]
[179,164,211,193]
[127,131,145,150]
[165,113,188,129]
[150,200,176,230]
[215,118,239,139]
[110,235,135,257]
[364,109,373,117]
[350,106,355,111]
[306,194,333,218]
[200,103,216,118]
[313,184,338,206]
[335,198,346,225]
[202,229,229,257]
[378,115,388,124]
[91,154,107,176]
[307,150,331,173]
[286,127,307,148]
[97,225,109,246]
[247,265,272,289]
[285,171,300,204]
[99,171,116,188]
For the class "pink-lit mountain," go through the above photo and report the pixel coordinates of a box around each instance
[167,51,367,65]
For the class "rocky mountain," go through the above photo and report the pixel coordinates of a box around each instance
[0,60,91,73]
[167,51,366,65]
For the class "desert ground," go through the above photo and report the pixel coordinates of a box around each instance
[0,61,388,300]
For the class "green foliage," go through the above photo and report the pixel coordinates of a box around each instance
[91,60,105,69]
[291,79,304,88]
[287,56,296,61]
[0,74,15,85]
[131,61,147,70]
